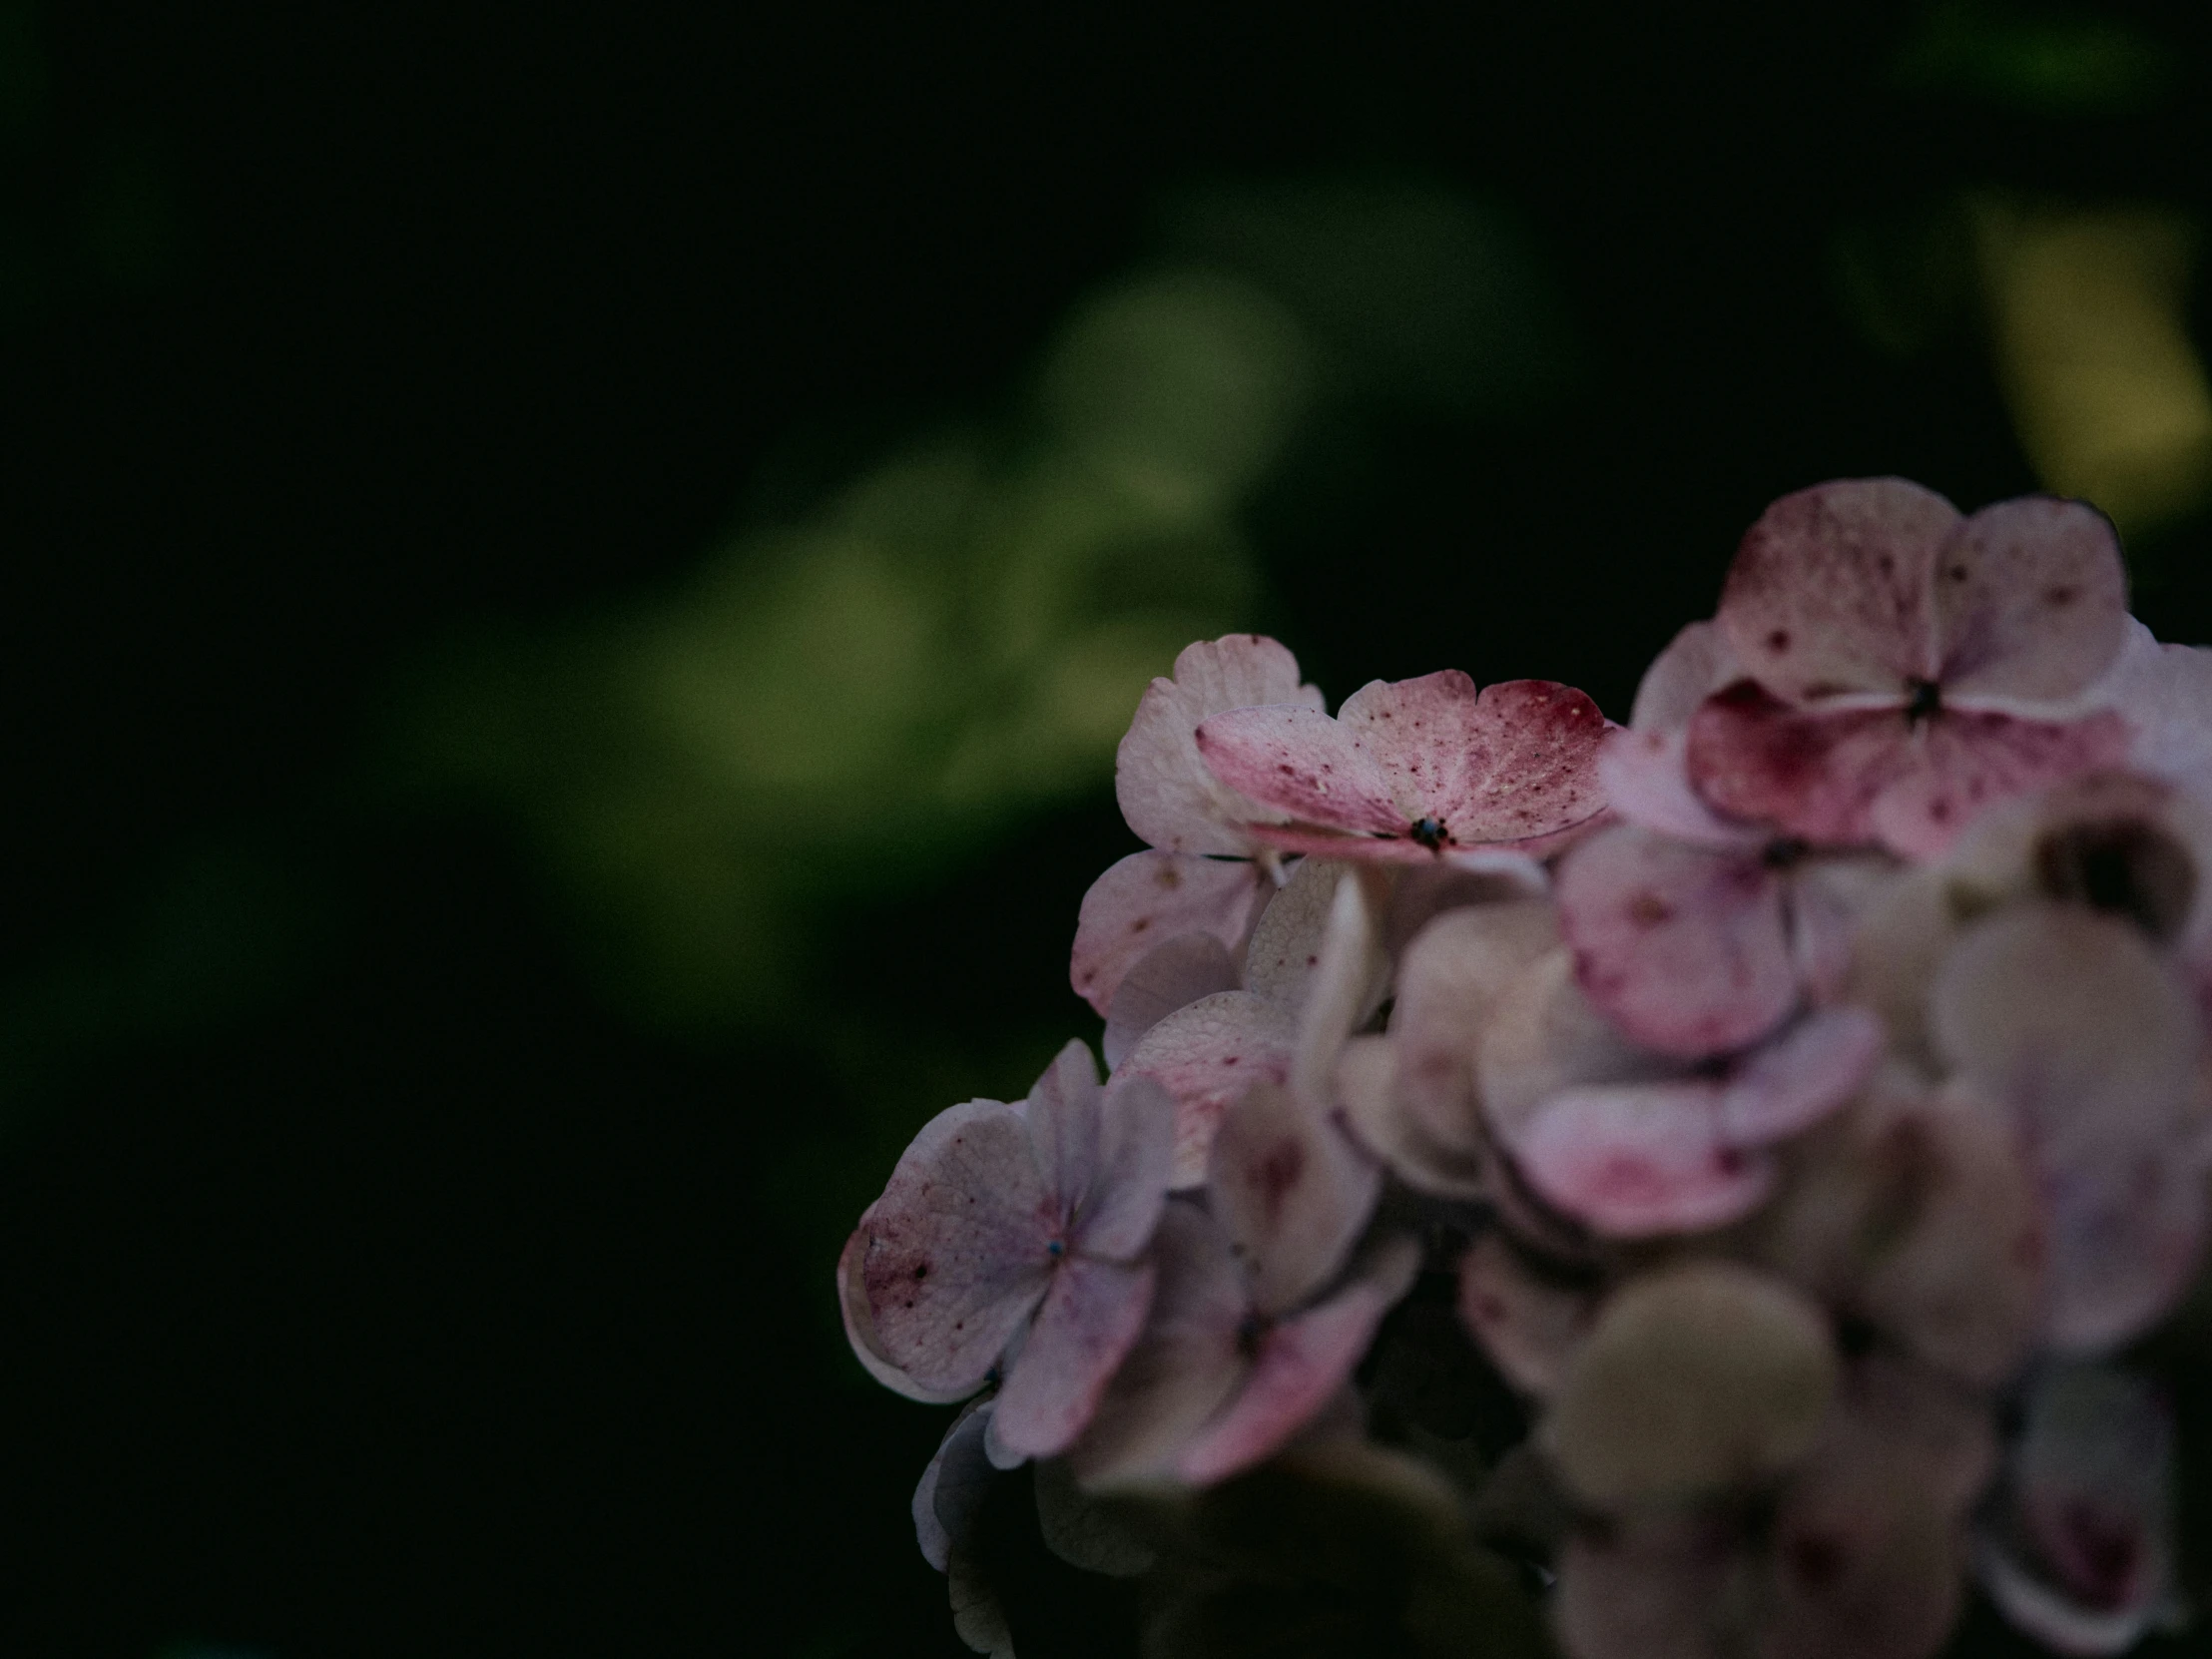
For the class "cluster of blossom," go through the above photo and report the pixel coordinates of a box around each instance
[839,477,2212,1658]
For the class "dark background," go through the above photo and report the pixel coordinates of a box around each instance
[2,3,2210,1654]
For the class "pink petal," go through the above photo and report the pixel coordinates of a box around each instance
[1757,1417,1965,1659]
[1978,1364,2176,1655]
[1022,1040,1104,1211]
[1194,703,1405,838]
[1207,1080,1383,1316]
[1936,496,2129,706]
[1556,824,1797,1058]
[1071,849,1269,1017]
[1332,673,1612,847]
[989,1256,1160,1462]
[1241,854,1342,1008]
[1839,1353,1999,1520]
[1071,1073,1176,1260]
[838,1220,974,1404]
[2096,626,2212,790]
[1199,673,1610,857]
[1716,1004,1884,1147]
[1175,1237,1422,1486]
[860,1100,1058,1393]
[1115,634,1324,855]
[1688,680,2132,857]
[1454,1230,1594,1397]
[1598,723,1765,846]
[1511,1084,1777,1238]
[1476,946,1676,1141]
[1718,476,1961,702]
[1066,1203,1252,1489]
[1117,990,1298,1190]
[1335,1033,1492,1201]
[1101,931,1239,1069]
[1630,619,1743,733]
[2042,1144,2208,1355]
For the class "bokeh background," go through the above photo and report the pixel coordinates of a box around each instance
[6,2,2212,1654]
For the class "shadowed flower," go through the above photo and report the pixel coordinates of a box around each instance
[851,1041,1176,1461]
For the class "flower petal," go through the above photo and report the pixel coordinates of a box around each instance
[1929,905,2201,1157]
[1334,673,1612,847]
[1022,1039,1103,1212]
[1688,681,2131,857]
[990,1256,1159,1462]
[1976,1364,2177,1656]
[1546,1261,1838,1508]
[1511,1083,1777,1238]
[1102,931,1240,1069]
[1071,848,1269,1017]
[1599,724,1766,845]
[914,1398,998,1572]
[1067,1203,1252,1491]
[1241,853,1342,1007]
[1476,947,1674,1141]
[1208,1079,1383,1316]
[1393,899,1560,1141]
[1716,1004,1884,1147]
[1718,476,1961,702]
[1556,824,1797,1058]
[1072,1072,1177,1260]
[1194,703,1406,837]
[861,1099,1057,1394]
[1631,619,1744,732]
[1118,990,1298,1190]
[1116,634,1324,854]
[838,1218,975,1403]
[1290,866,1389,1108]
[1936,496,2128,706]
[2042,1141,2208,1355]
[1455,1229,1595,1397]
[1198,672,1610,855]
[1175,1236,1423,1486]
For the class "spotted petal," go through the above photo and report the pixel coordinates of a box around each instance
[860,1099,1058,1394]
[1197,672,1609,858]
[1116,634,1324,855]
[1118,991,1298,1190]
[1718,477,1963,703]
[1511,1084,1777,1238]
[1556,824,1796,1058]
[1688,681,2130,857]
[1208,1080,1383,1316]
[1934,496,2129,706]
[1072,848,1269,1018]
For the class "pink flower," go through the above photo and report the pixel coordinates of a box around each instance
[1070,1081,1412,1489]
[1072,634,1324,1019]
[1192,671,1610,862]
[849,1041,1176,1461]
[1684,479,2134,858]
[1554,821,1889,1058]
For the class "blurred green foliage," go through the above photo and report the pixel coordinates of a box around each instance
[1895,0,2172,114]
[393,174,1581,1034]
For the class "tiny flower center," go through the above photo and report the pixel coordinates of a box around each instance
[1903,677,1942,725]
[1408,816,1447,850]
[1045,1239,1066,1259]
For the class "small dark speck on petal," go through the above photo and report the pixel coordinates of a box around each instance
[1766,629,1791,653]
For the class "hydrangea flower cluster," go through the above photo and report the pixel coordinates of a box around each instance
[840,478,2212,1659]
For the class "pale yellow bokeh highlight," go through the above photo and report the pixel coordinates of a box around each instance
[1972,199,2212,537]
